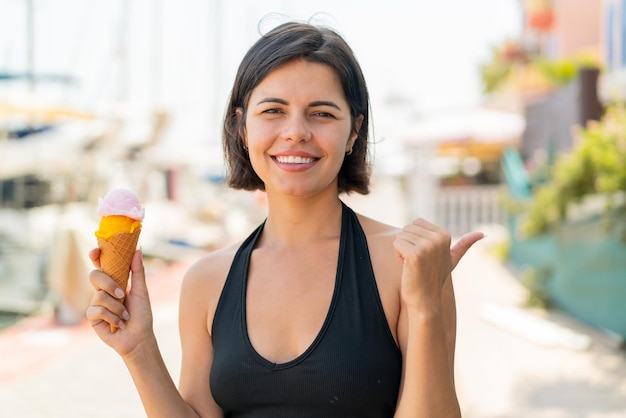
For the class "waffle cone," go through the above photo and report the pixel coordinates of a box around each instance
[97,228,141,332]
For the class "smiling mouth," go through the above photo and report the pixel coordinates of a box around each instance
[274,155,317,164]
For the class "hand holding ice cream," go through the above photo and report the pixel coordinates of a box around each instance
[94,188,145,332]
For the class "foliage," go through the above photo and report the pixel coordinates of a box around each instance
[480,47,514,94]
[480,41,526,94]
[520,103,626,237]
[532,57,578,88]
[480,39,599,94]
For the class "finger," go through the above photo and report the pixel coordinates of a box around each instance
[127,249,147,296]
[88,269,126,299]
[402,219,451,242]
[86,303,126,331]
[393,236,414,261]
[450,231,485,269]
[91,289,130,321]
[396,222,451,255]
[409,218,449,235]
[88,248,101,268]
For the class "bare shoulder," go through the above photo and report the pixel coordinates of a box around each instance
[355,212,402,256]
[182,241,241,291]
[355,212,403,281]
[356,213,402,233]
[179,240,243,326]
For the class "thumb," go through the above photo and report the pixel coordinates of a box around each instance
[450,231,484,269]
[128,249,148,296]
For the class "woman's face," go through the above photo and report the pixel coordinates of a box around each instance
[243,59,361,198]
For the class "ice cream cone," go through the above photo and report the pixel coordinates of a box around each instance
[94,188,145,333]
[97,228,141,332]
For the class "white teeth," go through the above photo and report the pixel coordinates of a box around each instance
[275,155,315,164]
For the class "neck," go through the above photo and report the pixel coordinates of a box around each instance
[260,193,344,249]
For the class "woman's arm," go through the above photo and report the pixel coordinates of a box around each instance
[122,333,202,417]
[395,275,460,417]
[392,221,482,417]
[87,250,222,417]
[177,258,225,417]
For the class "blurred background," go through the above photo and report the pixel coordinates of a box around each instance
[1,0,625,417]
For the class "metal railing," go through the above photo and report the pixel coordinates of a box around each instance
[434,185,507,237]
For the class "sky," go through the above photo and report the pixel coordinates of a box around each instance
[0,0,522,148]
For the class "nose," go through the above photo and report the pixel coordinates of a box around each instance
[281,114,312,143]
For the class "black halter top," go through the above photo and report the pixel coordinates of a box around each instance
[210,202,402,417]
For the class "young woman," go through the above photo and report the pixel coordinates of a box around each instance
[87,21,483,417]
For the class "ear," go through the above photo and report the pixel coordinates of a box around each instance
[235,107,247,147]
[349,114,364,146]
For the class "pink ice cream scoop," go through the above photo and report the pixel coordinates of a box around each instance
[96,188,145,221]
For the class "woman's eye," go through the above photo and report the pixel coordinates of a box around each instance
[314,111,335,118]
[262,108,282,114]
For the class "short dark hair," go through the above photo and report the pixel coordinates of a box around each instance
[222,21,371,194]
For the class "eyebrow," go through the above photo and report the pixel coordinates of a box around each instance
[256,97,342,110]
